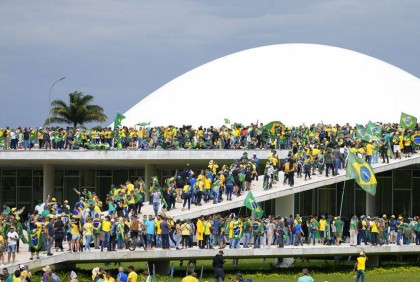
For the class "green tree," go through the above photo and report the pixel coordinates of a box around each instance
[44,91,107,127]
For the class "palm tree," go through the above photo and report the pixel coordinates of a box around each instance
[44,91,107,127]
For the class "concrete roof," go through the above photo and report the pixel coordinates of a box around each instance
[0,149,283,168]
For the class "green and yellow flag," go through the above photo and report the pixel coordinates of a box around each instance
[244,191,264,218]
[114,112,126,128]
[28,229,44,250]
[263,121,285,138]
[355,124,371,142]
[400,112,417,129]
[411,133,420,146]
[346,153,377,196]
[366,121,382,137]
[136,122,151,127]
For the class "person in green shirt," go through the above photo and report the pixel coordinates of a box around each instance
[414,218,420,245]
[308,216,318,245]
[334,216,343,245]
[1,268,12,282]
[297,268,314,282]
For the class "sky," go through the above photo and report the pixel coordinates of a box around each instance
[1,0,420,128]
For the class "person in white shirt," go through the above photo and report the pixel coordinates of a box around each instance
[7,226,19,263]
[35,195,51,214]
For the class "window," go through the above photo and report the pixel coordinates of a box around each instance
[393,170,411,189]
[18,170,32,186]
[81,170,96,188]
[318,188,336,216]
[393,190,411,216]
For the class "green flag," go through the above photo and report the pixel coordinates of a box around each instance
[30,129,38,142]
[114,112,126,127]
[224,118,230,124]
[400,112,417,129]
[366,121,382,137]
[136,122,151,127]
[262,121,285,138]
[243,191,264,218]
[346,153,377,196]
[355,124,371,142]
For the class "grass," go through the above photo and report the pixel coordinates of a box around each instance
[30,258,420,282]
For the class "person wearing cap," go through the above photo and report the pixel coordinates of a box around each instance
[354,251,368,282]
[6,225,18,263]
[298,268,314,282]
[357,216,368,246]
[213,250,226,282]
[389,215,397,244]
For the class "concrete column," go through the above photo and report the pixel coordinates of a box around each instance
[366,193,376,216]
[43,164,54,199]
[145,163,157,202]
[274,194,294,268]
[275,194,294,217]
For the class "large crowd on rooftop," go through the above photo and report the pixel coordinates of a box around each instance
[0,120,419,151]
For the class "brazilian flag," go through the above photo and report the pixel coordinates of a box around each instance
[232,220,242,239]
[400,112,417,129]
[243,191,264,218]
[355,124,371,142]
[346,153,377,196]
[411,133,420,146]
[28,229,44,250]
[263,121,285,138]
[366,121,382,137]
[114,112,126,128]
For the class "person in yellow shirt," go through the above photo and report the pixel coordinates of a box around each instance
[83,217,93,252]
[370,218,379,246]
[354,251,368,282]
[365,140,374,165]
[196,216,204,249]
[70,218,81,252]
[181,220,190,249]
[127,266,138,282]
[155,216,162,248]
[318,215,326,245]
[204,176,212,203]
[203,217,212,249]
[181,270,198,282]
[101,216,112,252]
[106,271,116,282]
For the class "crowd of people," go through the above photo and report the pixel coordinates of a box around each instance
[0,121,418,151]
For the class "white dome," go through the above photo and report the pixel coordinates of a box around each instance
[122,44,420,127]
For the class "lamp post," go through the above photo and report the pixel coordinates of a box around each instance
[48,77,66,125]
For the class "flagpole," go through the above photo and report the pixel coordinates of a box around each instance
[339,180,346,218]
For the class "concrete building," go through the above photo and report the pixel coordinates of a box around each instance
[1,44,419,218]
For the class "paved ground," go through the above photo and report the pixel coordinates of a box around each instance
[137,154,420,220]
